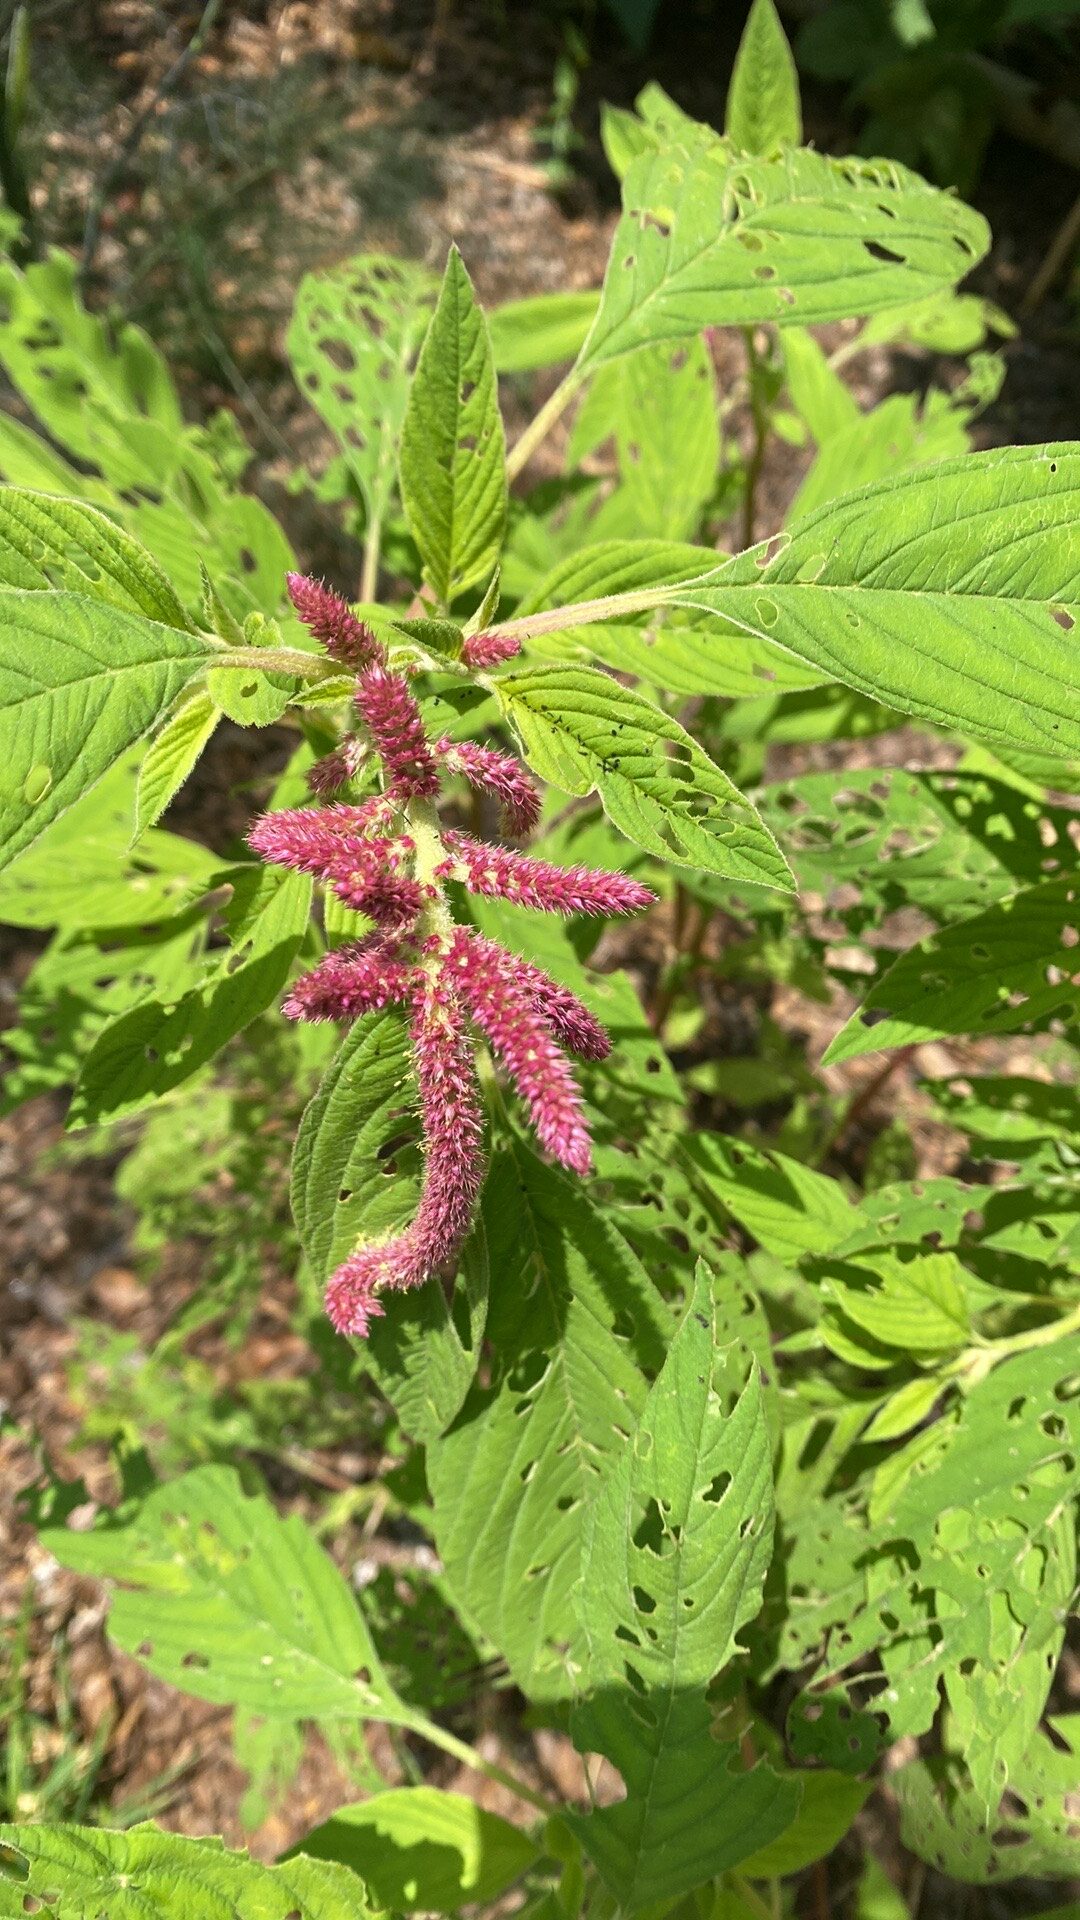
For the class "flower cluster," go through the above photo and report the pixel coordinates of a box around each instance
[249,575,655,1338]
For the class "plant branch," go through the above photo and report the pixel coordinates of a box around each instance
[360,514,382,604]
[505,366,585,483]
[489,584,684,647]
[741,327,768,553]
[406,1716,556,1817]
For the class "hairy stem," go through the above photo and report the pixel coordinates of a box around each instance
[505,366,586,483]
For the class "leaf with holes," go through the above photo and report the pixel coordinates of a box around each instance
[673,446,1080,762]
[897,1719,1080,1883]
[37,1464,409,1723]
[781,1341,1080,1769]
[427,1139,668,1700]
[824,875,1080,1063]
[576,137,988,371]
[725,0,802,154]
[400,246,507,607]
[755,766,1079,933]
[0,1822,375,1919]
[0,250,183,482]
[0,592,211,872]
[288,253,434,549]
[495,664,793,889]
[566,1268,797,1909]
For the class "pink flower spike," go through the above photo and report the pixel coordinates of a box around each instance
[324,972,486,1336]
[327,864,426,934]
[449,929,593,1175]
[283,941,417,1023]
[440,833,656,919]
[306,735,369,798]
[437,739,540,838]
[354,664,440,799]
[404,971,487,1279]
[461,630,521,670]
[325,1251,388,1338]
[248,801,395,874]
[515,959,610,1062]
[286,573,382,669]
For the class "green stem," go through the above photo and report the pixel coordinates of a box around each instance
[956,1297,1080,1388]
[505,366,586,483]
[728,1878,776,1920]
[490,585,682,648]
[406,1716,556,1816]
[740,326,767,554]
[407,797,457,949]
[360,514,382,604]
[211,645,346,682]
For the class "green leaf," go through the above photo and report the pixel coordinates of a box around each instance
[675,446,1080,762]
[400,246,507,606]
[825,875,1080,1063]
[566,1269,796,1909]
[0,903,206,1114]
[790,377,987,521]
[296,1788,538,1911]
[577,141,988,371]
[736,1770,870,1876]
[133,686,221,840]
[488,290,598,373]
[37,1464,408,1723]
[0,1822,374,1919]
[580,337,720,543]
[925,1074,1080,1160]
[862,1374,944,1442]
[725,0,802,154]
[683,1133,854,1259]
[0,752,218,929]
[206,660,296,727]
[600,103,651,182]
[427,1139,667,1700]
[0,487,193,629]
[0,591,210,871]
[819,1250,971,1354]
[68,866,311,1124]
[855,1857,913,1919]
[288,253,434,539]
[784,1340,1080,1765]
[495,663,794,890]
[291,1010,488,1443]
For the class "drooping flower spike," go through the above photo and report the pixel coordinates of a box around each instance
[250,575,655,1338]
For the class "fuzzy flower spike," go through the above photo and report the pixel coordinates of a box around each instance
[250,576,656,1338]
